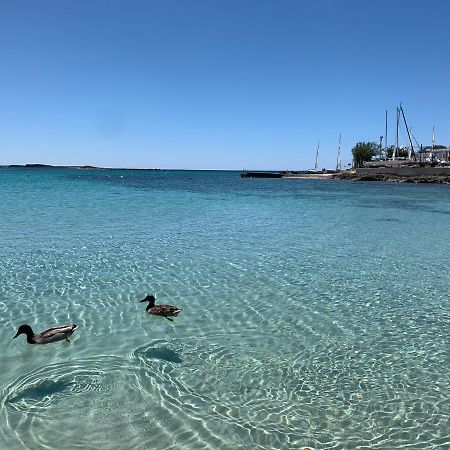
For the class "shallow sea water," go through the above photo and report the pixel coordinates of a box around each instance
[0,168,449,449]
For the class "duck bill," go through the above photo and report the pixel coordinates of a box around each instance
[139,298,148,302]
[12,332,19,339]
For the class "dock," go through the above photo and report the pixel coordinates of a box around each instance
[240,171,283,178]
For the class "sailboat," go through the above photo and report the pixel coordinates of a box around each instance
[307,142,320,173]
[392,103,415,162]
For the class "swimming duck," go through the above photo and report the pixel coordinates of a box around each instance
[13,324,77,344]
[140,295,182,321]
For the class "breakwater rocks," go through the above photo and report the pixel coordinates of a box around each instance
[333,171,450,184]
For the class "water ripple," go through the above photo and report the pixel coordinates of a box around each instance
[0,356,152,450]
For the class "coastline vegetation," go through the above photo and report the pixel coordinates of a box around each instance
[351,141,378,167]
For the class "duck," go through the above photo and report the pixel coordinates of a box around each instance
[140,294,182,321]
[13,324,77,344]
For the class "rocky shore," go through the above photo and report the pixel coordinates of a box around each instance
[333,171,450,184]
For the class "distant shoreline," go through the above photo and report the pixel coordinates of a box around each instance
[3,165,450,183]
[1,164,247,172]
[242,169,450,184]
[1,164,164,171]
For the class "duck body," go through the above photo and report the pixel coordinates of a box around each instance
[13,324,77,344]
[140,295,182,321]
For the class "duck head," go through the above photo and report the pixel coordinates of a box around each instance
[13,324,34,340]
[140,295,156,307]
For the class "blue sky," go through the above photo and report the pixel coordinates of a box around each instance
[1,0,449,170]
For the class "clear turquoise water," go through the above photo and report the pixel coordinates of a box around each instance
[0,168,449,450]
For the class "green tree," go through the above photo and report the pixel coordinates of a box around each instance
[385,145,408,158]
[351,141,378,167]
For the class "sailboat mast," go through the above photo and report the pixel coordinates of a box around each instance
[336,134,341,171]
[385,110,388,160]
[393,106,399,161]
[314,142,320,170]
[400,105,415,161]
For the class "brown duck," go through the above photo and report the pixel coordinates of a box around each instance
[140,295,182,321]
[13,324,77,344]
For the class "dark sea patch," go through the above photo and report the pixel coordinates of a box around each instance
[139,346,183,364]
[5,378,72,405]
[374,217,403,223]
[357,197,450,215]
